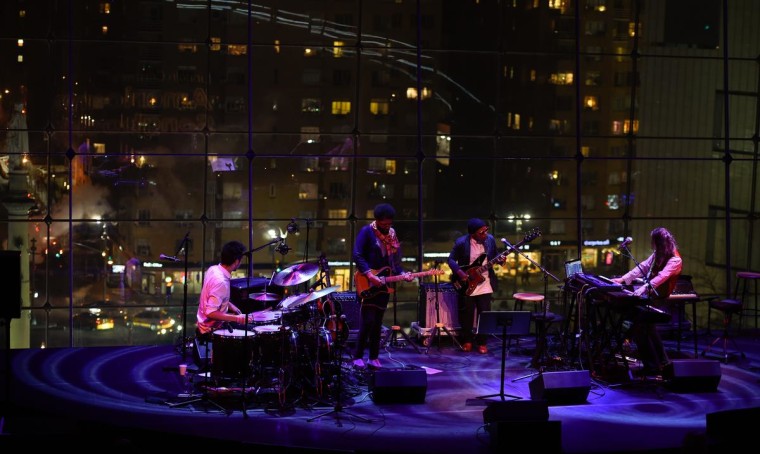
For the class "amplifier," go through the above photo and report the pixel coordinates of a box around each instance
[332,291,361,343]
[417,283,461,331]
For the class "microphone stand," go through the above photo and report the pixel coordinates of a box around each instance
[239,237,288,418]
[162,231,191,362]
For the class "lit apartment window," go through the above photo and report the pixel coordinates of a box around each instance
[300,126,320,144]
[333,41,345,57]
[405,87,433,100]
[298,183,318,200]
[331,100,351,115]
[210,37,221,51]
[328,209,347,227]
[529,69,536,82]
[623,119,639,134]
[581,146,591,157]
[101,25,108,35]
[228,44,247,56]
[274,40,280,54]
[584,96,599,110]
[301,98,321,113]
[585,0,606,12]
[178,44,197,53]
[304,48,315,57]
[513,114,521,130]
[100,2,111,14]
[549,72,574,85]
[369,99,389,115]
[606,194,620,210]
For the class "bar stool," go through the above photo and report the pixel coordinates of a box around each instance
[701,298,746,364]
[735,271,760,332]
[514,292,564,368]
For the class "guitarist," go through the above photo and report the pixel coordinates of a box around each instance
[447,218,505,354]
[351,203,412,369]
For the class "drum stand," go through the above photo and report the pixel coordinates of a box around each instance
[307,335,371,424]
[426,268,463,353]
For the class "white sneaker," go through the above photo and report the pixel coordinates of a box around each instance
[367,358,382,368]
[352,358,366,368]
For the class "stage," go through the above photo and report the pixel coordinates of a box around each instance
[2,330,760,453]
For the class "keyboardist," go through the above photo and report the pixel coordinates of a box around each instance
[611,227,683,377]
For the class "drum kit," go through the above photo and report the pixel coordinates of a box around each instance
[208,261,345,402]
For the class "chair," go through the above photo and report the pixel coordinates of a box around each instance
[701,298,746,364]
[735,271,760,332]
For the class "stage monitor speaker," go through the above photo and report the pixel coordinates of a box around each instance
[486,421,562,453]
[369,367,427,404]
[483,400,549,423]
[418,283,461,331]
[529,370,590,405]
[0,250,22,319]
[706,406,760,450]
[664,359,721,392]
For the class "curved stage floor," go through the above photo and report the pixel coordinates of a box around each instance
[3,334,760,453]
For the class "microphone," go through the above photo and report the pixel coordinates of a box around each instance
[287,219,300,234]
[275,241,291,256]
[618,237,633,250]
[159,254,180,262]
[500,238,514,249]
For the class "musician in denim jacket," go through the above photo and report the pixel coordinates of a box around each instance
[447,218,504,354]
[351,203,412,369]
[612,227,683,376]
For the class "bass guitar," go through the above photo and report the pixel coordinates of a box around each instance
[451,227,542,296]
[355,268,445,303]
[318,253,349,344]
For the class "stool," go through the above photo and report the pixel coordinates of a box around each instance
[701,298,746,364]
[514,293,564,368]
[735,271,760,332]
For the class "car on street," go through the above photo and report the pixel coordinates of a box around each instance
[73,311,115,331]
[128,308,178,335]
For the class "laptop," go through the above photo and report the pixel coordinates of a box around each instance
[476,311,532,336]
[564,258,583,279]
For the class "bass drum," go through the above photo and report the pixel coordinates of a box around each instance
[211,328,256,380]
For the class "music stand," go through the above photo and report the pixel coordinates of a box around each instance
[475,311,532,401]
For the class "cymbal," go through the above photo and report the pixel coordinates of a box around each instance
[272,262,320,287]
[249,292,280,302]
[278,293,306,309]
[292,285,341,306]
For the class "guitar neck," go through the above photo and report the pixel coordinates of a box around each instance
[384,270,439,283]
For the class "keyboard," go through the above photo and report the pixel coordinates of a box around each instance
[568,273,623,291]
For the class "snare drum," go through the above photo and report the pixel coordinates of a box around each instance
[251,310,281,326]
[211,328,256,379]
[252,324,296,369]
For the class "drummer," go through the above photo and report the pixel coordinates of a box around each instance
[196,240,273,341]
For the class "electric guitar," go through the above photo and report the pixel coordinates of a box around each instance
[451,228,542,296]
[355,268,445,303]
[318,253,349,344]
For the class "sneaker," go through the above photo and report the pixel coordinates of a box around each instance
[478,345,488,354]
[462,342,473,352]
[352,358,366,369]
[367,358,382,368]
